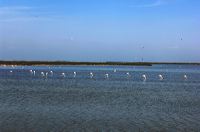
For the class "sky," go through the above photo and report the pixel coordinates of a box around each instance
[0,0,200,62]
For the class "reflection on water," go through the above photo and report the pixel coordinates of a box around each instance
[0,65,200,131]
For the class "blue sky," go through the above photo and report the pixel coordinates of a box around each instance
[0,0,200,62]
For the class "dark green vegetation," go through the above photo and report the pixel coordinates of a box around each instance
[0,61,152,66]
[0,60,200,66]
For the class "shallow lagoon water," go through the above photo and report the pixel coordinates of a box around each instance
[0,65,200,131]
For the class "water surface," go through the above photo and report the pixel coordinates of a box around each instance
[0,65,200,131]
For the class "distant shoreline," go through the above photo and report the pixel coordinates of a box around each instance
[1,61,200,66]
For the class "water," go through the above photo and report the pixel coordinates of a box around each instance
[0,65,200,131]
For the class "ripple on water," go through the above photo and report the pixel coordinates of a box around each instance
[0,66,200,131]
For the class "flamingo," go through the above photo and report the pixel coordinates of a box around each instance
[158,74,164,80]
[45,72,48,78]
[33,71,36,76]
[142,74,146,81]
[50,71,53,75]
[90,72,93,78]
[105,74,109,79]
[41,72,45,77]
[30,70,33,75]
[126,72,130,77]
[184,75,187,80]
[74,72,76,78]
[61,73,66,78]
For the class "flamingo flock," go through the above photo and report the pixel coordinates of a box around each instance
[0,65,193,81]
[25,70,190,82]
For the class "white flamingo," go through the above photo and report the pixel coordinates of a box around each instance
[184,75,187,80]
[33,71,36,76]
[142,74,147,81]
[159,74,164,80]
[74,72,76,78]
[90,72,93,78]
[126,72,130,77]
[50,71,53,76]
[41,72,45,77]
[30,70,33,75]
[105,73,109,79]
[61,73,66,78]
[45,72,48,78]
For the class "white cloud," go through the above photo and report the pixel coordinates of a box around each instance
[130,0,167,8]
[168,45,180,50]
[0,6,53,22]
[0,6,32,14]
[0,6,32,10]
[0,6,32,21]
